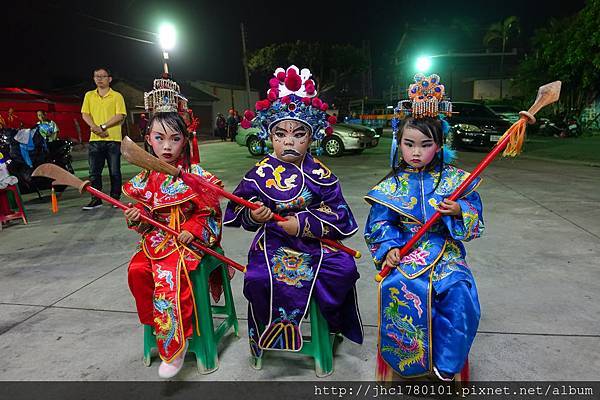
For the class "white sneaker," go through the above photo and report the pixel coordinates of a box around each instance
[158,341,188,379]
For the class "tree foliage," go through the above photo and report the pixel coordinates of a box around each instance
[517,0,600,117]
[483,16,521,52]
[248,41,368,94]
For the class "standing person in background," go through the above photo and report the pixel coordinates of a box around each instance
[233,110,241,142]
[36,110,60,142]
[216,113,226,141]
[226,109,237,142]
[138,113,148,136]
[6,108,23,129]
[80,67,127,210]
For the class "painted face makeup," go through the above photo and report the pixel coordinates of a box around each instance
[400,126,440,169]
[146,121,187,165]
[270,120,312,165]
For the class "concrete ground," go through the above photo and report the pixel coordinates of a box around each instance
[0,138,599,381]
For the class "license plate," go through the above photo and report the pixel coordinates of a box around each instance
[489,135,501,142]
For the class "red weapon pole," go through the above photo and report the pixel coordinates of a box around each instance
[31,164,246,274]
[375,81,561,282]
[87,186,246,273]
[120,137,362,259]
[180,174,362,259]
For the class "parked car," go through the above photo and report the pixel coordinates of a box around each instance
[235,123,380,157]
[488,104,521,123]
[448,102,512,150]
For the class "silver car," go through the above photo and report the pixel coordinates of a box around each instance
[236,122,380,157]
[321,123,380,156]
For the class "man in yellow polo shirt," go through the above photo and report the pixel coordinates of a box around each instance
[81,67,127,210]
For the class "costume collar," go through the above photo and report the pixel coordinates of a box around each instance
[365,165,481,224]
[243,153,338,203]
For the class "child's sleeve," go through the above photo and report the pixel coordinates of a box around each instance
[441,189,485,242]
[295,182,359,240]
[364,203,407,270]
[126,203,153,234]
[181,197,222,247]
[223,180,263,232]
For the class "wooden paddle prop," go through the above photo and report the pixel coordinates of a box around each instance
[31,163,246,273]
[120,136,362,259]
[375,81,561,282]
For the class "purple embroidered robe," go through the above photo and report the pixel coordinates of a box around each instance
[224,154,363,356]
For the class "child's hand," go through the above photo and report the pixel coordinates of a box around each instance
[177,230,195,244]
[437,199,461,216]
[277,215,299,236]
[385,248,401,266]
[124,203,141,222]
[250,202,273,223]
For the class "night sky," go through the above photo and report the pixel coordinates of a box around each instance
[4,0,587,93]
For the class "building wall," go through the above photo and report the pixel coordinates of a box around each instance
[473,79,522,100]
[191,81,259,122]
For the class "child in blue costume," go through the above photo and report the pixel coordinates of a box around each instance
[364,74,484,381]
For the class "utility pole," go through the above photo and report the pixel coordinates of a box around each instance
[362,40,373,98]
[240,22,251,109]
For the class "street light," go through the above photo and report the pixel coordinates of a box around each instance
[158,23,176,75]
[415,56,432,73]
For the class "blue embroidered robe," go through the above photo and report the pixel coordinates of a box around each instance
[224,154,364,357]
[364,165,484,377]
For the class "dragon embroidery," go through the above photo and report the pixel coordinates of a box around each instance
[382,287,426,372]
[153,295,179,353]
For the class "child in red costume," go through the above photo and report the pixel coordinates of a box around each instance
[123,106,227,378]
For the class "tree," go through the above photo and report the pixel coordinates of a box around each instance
[248,41,368,95]
[483,15,521,98]
[517,0,600,119]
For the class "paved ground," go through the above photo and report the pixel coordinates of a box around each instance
[1,138,599,381]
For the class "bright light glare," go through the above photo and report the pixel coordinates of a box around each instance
[159,23,176,50]
[415,56,432,72]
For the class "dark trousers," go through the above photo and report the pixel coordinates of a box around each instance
[88,141,122,199]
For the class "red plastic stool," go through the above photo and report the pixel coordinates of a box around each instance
[0,185,28,226]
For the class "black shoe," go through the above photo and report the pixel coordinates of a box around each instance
[82,198,102,210]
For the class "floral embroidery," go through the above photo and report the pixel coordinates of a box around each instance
[160,177,188,196]
[400,240,432,270]
[373,174,410,198]
[130,173,148,190]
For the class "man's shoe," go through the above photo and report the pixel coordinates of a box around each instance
[82,198,102,210]
[158,342,188,379]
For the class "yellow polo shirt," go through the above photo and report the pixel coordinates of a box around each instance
[81,88,127,142]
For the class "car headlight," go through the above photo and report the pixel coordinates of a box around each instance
[349,131,364,138]
[456,124,481,132]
